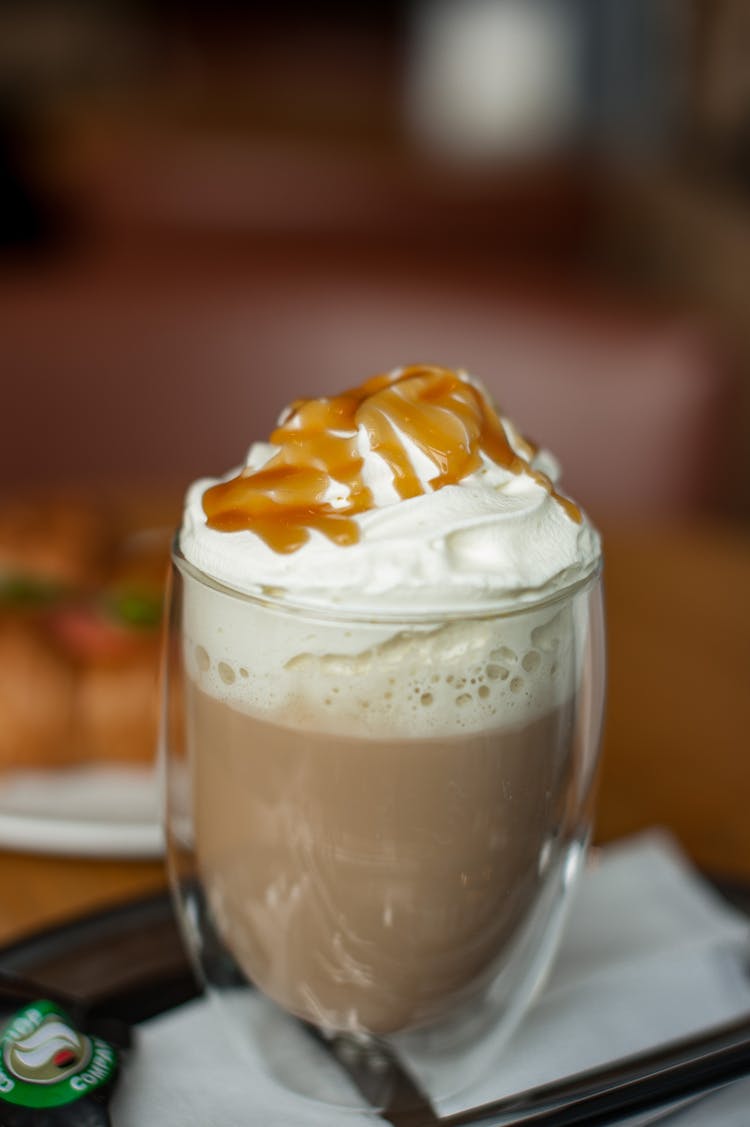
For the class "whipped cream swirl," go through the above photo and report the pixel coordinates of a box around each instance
[180,367,601,613]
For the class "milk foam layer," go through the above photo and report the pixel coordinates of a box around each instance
[179,564,589,738]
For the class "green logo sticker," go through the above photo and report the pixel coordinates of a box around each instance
[0,1001,117,1109]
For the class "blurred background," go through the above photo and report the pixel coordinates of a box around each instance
[0,0,749,870]
[1,0,749,515]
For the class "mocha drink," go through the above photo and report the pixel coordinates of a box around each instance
[179,555,590,1036]
[173,365,603,1041]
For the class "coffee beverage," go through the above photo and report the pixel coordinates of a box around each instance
[169,365,603,1062]
[191,683,576,1034]
[179,580,586,1036]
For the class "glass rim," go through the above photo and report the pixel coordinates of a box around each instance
[171,537,602,625]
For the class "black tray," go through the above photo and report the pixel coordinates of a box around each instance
[0,891,199,1027]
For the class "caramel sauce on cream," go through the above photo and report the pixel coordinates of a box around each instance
[203,365,581,553]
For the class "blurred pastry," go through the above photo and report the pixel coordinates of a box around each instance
[0,616,74,768]
[0,497,108,590]
[0,496,169,770]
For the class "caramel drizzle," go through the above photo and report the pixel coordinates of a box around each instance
[203,365,581,553]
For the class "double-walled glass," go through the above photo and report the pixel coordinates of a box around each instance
[162,547,605,1106]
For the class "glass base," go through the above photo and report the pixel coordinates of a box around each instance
[177,836,587,1112]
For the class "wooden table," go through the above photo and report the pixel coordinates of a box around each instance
[595,520,750,878]
[0,520,747,949]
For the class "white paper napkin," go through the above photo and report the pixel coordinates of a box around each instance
[112,832,750,1126]
[404,831,750,1115]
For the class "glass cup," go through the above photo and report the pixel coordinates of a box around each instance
[161,545,605,1109]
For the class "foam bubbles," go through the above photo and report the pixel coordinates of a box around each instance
[486,664,508,681]
[531,612,564,654]
[218,661,236,685]
[182,571,579,738]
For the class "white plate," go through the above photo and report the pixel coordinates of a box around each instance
[0,765,164,858]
